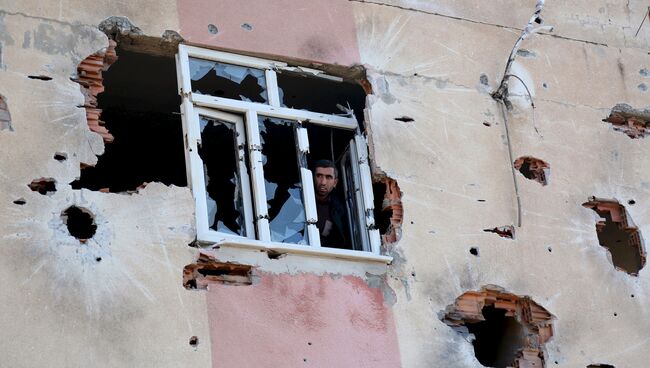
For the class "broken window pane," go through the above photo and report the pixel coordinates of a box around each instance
[276,70,366,122]
[198,116,247,236]
[258,116,307,244]
[189,57,268,103]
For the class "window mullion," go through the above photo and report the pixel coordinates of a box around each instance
[245,110,271,241]
[177,46,193,96]
[348,138,372,252]
[234,118,255,239]
[265,70,280,107]
[182,100,211,240]
[295,125,320,247]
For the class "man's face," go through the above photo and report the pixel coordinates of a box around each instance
[314,167,338,199]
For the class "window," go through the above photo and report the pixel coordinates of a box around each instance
[176,45,381,256]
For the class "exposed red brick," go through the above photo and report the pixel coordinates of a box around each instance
[514,156,549,186]
[603,104,650,139]
[380,177,403,244]
[183,252,252,289]
[441,286,554,368]
[73,40,118,143]
[582,197,646,275]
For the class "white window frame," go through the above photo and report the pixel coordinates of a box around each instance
[176,44,388,262]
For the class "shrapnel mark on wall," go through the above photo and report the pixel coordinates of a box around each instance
[602,103,650,139]
[183,252,253,289]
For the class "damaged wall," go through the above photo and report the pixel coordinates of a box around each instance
[3,1,650,368]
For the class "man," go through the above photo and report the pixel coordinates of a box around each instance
[313,160,348,248]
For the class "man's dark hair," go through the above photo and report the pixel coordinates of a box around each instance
[313,159,338,178]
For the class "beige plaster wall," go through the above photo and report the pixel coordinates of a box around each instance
[0,9,210,368]
[354,1,650,367]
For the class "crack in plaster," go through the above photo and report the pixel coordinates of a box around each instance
[350,0,609,47]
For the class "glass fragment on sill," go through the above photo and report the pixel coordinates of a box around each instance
[258,116,308,244]
[198,116,247,236]
[189,57,268,103]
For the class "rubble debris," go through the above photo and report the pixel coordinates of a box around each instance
[183,253,252,289]
[373,177,403,244]
[98,16,143,38]
[602,103,650,139]
[582,197,646,275]
[483,225,515,239]
[440,286,554,368]
[61,206,97,243]
[0,94,12,131]
[72,39,118,143]
[514,156,549,186]
[28,178,56,195]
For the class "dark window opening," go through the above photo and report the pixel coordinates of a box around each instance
[277,70,367,127]
[583,197,646,275]
[61,206,97,242]
[71,45,186,193]
[466,306,525,368]
[199,116,247,236]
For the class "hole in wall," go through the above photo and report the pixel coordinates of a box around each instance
[470,247,479,256]
[587,365,615,368]
[189,336,199,347]
[602,104,650,139]
[53,152,68,161]
[27,75,52,81]
[71,42,187,193]
[514,156,550,186]
[28,178,56,195]
[628,199,636,205]
[394,116,414,123]
[183,253,253,289]
[13,198,26,205]
[266,249,286,260]
[583,197,646,276]
[483,226,514,239]
[207,24,218,34]
[483,121,492,127]
[440,286,554,368]
[241,23,253,31]
[372,176,403,244]
[61,206,97,242]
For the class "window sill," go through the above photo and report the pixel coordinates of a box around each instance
[202,236,392,264]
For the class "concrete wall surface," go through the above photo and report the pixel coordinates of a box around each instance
[1,1,650,367]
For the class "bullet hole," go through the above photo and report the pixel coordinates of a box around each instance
[394,116,414,122]
[241,23,253,31]
[28,178,56,195]
[441,287,554,368]
[13,198,26,205]
[534,16,542,24]
[631,294,635,298]
[542,82,548,89]
[588,364,615,368]
[470,247,479,256]
[303,358,307,362]
[477,199,486,202]
[547,246,553,253]
[583,197,646,276]
[0,93,12,131]
[613,312,617,317]
[53,152,67,161]
[410,221,414,225]
[307,342,312,346]
[628,199,636,205]
[189,336,199,347]
[483,121,492,127]
[61,206,97,242]
[483,226,515,239]
[479,73,489,86]
[28,75,52,81]
[207,24,218,34]
[267,249,286,260]
[514,156,550,186]
[95,257,102,262]
[602,103,650,139]
[638,83,648,92]
[640,68,650,77]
